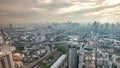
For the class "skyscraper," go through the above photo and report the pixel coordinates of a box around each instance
[67,48,77,68]
[0,45,16,68]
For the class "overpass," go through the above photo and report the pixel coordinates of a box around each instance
[14,41,79,48]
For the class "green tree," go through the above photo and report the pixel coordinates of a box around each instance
[48,52,54,60]
[56,45,66,54]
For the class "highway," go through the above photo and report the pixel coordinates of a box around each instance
[15,41,79,48]
[22,41,78,68]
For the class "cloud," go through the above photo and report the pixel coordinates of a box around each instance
[0,0,120,23]
[57,1,120,16]
[32,0,73,12]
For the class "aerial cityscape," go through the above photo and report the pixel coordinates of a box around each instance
[0,0,120,68]
[0,22,120,68]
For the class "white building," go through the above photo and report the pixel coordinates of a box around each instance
[0,35,4,45]
[50,55,66,68]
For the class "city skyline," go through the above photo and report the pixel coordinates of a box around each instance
[0,0,120,24]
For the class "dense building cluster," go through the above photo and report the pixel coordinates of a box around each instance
[0,22,120,68]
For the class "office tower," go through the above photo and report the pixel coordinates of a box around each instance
[78,45,84,68]
[67,48,77,68]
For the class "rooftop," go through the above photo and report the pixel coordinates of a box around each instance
[0,52,4,55]
[0,45,16,52]
[50,54,66,68]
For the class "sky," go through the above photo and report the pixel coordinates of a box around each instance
[0,0,120,24]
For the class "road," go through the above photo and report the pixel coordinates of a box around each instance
[15,41,77,47]
[21,41,78,68]
[23,46,50,68]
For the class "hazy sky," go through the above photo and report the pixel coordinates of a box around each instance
[0,0,120,24]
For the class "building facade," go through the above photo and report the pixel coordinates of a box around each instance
[0,52,14,68]
[67,48,78,68]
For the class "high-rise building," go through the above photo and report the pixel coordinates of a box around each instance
[0,45,16,68]
[0,51,14,68]
[78,45,84,68]
[67,48,78,68]
[0,35,4,45]
[0,28,5,45]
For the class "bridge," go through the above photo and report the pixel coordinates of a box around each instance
[14,41,79,47]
